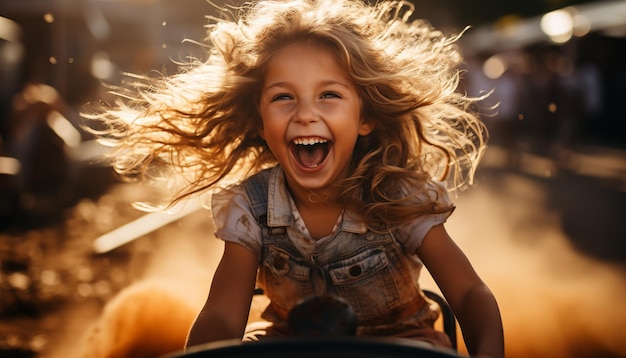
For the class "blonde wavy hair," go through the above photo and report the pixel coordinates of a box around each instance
[84,0,487,229]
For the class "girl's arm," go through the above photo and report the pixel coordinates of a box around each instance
[416,224,504,358]
[185,241,259,349]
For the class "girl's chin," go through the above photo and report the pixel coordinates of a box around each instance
[286,172,332,191]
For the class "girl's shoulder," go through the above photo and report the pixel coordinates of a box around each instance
[240,166,275,189]
[211,182,264,258]
[395,178,452,207]
[213,165,281,220]
[393,180,455,253]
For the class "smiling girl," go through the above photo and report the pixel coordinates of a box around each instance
[86,0,504,357]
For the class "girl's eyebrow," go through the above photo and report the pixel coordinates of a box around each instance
[320,80,352,89]
[262,82,289,93]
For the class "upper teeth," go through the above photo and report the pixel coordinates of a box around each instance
[293,138,328,145]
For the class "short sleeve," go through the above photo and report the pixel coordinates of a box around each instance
[211,186,263,260]
[395,180,455,254]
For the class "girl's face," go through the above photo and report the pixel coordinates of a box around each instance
[259,42,373,195]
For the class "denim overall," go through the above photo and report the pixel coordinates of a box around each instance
[240,167,446,343]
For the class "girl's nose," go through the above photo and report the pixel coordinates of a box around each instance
[293,101,319,125]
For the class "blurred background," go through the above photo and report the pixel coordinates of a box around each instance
[0,0,625,357]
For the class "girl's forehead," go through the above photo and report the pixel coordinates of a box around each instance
[263,42,349,75]
[272,41,335,58]
[263,44,351,85]
[271,42,332,61]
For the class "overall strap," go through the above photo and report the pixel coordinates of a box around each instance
[241,167,272,226]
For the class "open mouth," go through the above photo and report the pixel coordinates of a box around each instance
[290,137,331,169]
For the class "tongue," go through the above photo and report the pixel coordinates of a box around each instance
[296,144,327,168]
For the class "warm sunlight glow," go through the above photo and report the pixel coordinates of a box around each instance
[90,51,115,80]
[541,9,574,43]
[483,55,507,79]
[0,156,20,175]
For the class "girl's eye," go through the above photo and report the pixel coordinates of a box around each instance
[320,92,341,99]
[271,94,292,102]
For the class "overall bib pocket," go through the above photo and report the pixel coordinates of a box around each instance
[260,246,313,317]
[328,249,400,322]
